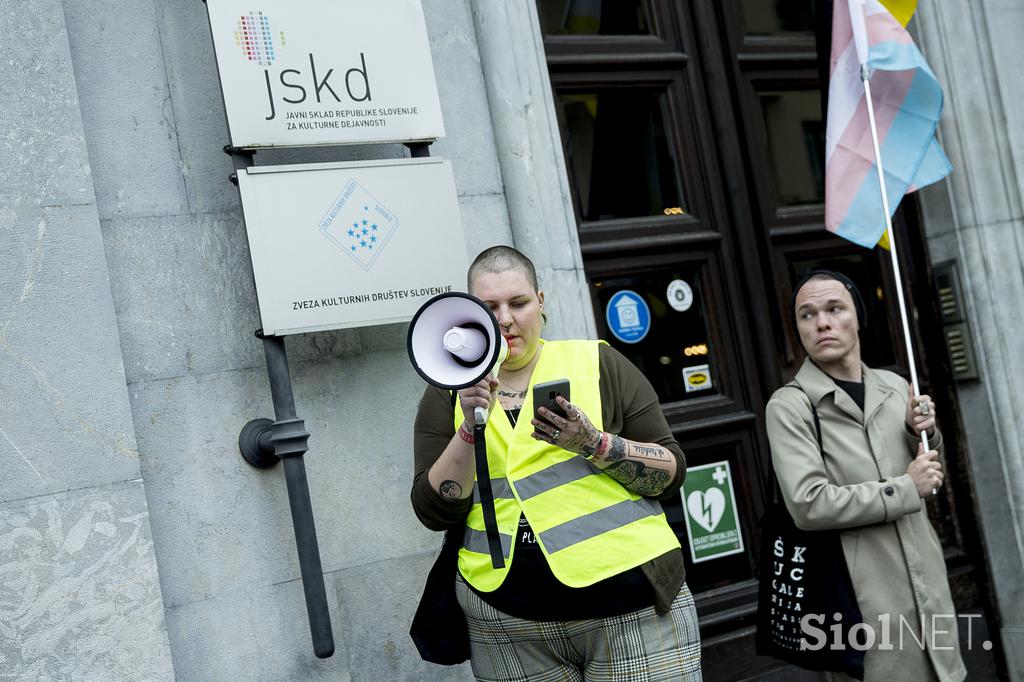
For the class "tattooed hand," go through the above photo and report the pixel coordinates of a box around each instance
[530,395,602,457]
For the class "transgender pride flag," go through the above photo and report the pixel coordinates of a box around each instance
[825,0,952,248]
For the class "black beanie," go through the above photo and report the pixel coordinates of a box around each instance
[791,269,867,331]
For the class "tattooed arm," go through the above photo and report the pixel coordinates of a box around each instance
[412,377,499,530]
[588,435,675,496]
[532,396,677,497]
[425,374,499,502]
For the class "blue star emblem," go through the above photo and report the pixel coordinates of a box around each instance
[317,179,398,272]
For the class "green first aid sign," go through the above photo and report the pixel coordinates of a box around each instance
[681,461,744,563]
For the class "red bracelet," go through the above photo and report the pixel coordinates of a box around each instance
[457,424,475,444]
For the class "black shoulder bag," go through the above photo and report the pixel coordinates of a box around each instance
[754,383,866,680]
[409,390,471,665]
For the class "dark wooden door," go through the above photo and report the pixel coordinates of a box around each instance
[537,0,1001,678]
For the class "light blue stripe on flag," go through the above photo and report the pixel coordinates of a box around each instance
[868,40,938,80]
[915,136,953,189]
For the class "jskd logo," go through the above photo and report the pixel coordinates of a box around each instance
[688,372,708,386]
[260,52,371,121]
[232,12,373,121]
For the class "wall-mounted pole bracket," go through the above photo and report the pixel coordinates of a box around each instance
[231,218,335,657]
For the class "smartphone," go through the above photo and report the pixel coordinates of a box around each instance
[533,379,571,423]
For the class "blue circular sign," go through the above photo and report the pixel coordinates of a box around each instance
[605,290,651,344]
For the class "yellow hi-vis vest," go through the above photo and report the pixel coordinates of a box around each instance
[455,339,681,591]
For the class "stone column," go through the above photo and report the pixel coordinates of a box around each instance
[0,0,174,677]
[915,1,1024,677]
[469,0,597,340]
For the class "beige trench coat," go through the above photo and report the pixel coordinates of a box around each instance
[765,359,966,682]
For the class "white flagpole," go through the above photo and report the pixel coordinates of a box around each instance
[861,65,931,459]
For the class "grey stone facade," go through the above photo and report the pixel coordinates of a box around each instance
[0,0,174,677]
[916,1,1024,678]
[1,0,585,678]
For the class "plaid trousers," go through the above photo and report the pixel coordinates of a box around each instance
[455,574,702,681]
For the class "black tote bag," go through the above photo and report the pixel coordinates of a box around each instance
[755,385,866,679]
[409,528,471,665]
[410,391,471,665]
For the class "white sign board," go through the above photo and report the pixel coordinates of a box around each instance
[205,0,445,148]
[237,158,467,335]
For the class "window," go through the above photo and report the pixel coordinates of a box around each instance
[538,0,650,36]
[758,90,825,208]
[558,88,685,221]
[591,264,715,403]
[740,0,815,37]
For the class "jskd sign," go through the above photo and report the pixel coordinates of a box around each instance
[205,0,444,148]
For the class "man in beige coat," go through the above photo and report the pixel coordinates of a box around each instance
[765,271,966,682]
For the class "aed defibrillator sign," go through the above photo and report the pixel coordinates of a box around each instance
[682,461,744,563]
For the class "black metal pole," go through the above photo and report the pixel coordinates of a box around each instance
[262,335,335,659]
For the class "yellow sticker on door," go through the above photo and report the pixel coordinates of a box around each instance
[683,364,711,393]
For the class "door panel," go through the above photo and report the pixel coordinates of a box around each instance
[537,0,997,676]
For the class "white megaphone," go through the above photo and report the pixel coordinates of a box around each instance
[407,292,510,425]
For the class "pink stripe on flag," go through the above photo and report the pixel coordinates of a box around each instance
[831,0,853,70]
[825,69,915,231]
[865,12,913,47]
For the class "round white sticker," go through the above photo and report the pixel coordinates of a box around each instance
[667,279,694,312]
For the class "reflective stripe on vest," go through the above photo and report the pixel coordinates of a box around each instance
[463,526,513,558]
[539,497,663,553]
[455,339,681,591]
[471,478,514,505]
[513,456,600,501]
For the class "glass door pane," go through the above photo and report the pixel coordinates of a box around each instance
[558,88,686,221]
[538,0,650,35]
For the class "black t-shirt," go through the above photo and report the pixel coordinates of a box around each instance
[834,378,865,411]
[468,408,656,621]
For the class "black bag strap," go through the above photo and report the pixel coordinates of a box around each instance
[769,382,822,504]
[779,382,822,451]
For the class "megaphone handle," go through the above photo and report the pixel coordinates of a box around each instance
[473,424,505,569]
[473,406,488,425]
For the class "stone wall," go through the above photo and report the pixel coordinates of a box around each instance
[0,0,173,677]
[0,0,590,678]
[916,1,1024,678]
